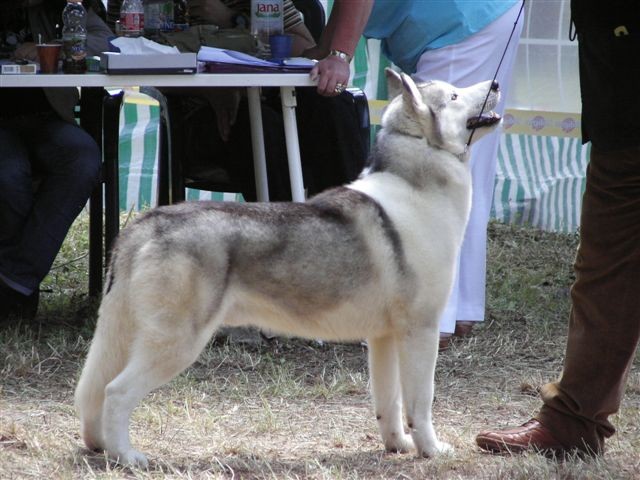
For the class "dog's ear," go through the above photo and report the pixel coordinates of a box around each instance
[399,72,429,118]
[385,68,403,99]
[386,69,430,118]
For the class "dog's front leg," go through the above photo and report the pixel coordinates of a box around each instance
[397,326,453,457]
[368,335,414,453]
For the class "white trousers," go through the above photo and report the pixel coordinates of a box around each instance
[412,2,524,334]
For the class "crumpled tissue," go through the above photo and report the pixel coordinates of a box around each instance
[109,36,180,55]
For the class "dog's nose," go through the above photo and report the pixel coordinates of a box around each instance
[491,80,500,91]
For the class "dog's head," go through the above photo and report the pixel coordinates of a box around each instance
[382,68,501,156]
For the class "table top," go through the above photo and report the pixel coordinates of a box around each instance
[0,72,317,88]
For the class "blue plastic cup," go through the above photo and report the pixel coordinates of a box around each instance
[269,34,293,61]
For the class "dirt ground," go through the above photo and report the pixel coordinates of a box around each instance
[1,220,639,479]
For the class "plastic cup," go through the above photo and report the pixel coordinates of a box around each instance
[269,34,293,61]
[37,43,62,74]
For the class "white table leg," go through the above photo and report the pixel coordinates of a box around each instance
[280,86,305,202]
[247,86,269,202]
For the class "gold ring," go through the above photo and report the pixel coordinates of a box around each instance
[334,83,346,93]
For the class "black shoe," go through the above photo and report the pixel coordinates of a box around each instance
[0,283,20,320]
[18,289,39,320]
[0,283,39,323]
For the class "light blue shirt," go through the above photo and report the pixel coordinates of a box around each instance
[363,0,520,74]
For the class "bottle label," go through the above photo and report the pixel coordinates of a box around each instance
[255,2,281,18]
[121,12,144,36]
[63,37,87,61]
[62,34,87,73]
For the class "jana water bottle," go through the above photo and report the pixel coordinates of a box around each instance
[250,0,283,58]
[61,0,87,74]
[120,0,144,37]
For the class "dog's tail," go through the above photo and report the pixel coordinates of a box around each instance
[75,277,133,451]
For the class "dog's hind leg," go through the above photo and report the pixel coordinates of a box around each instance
[397,326,453,458]
[368,335,414,453]
[75,294,131,452]
[101,320,215,467]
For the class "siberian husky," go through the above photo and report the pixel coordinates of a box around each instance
[75,69,501,466]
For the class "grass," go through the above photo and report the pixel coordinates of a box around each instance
[1,213,639,479]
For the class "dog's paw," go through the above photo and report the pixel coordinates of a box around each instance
[436,440,454,454]
[384,433,415,454]
[110,449,149,468]
[417,440,454,458]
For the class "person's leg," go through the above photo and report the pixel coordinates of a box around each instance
[0,114,101,294]
[0,123,39,316]
[0,124,33,256]
[413,2,523,337]
[476,145,640,455]
[536,145,640,453]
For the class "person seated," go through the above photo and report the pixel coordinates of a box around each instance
[0,0,113,322]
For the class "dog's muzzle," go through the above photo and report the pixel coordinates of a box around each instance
[467,80,501,130]
[466,111,501,130]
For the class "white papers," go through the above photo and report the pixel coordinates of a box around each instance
[197,46,274,66]
[110,36,181,55]
[197,46,316,69]
[281,57,317,68]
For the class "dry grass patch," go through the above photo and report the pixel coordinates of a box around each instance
[1,216,639,479]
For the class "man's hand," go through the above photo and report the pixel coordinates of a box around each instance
[309,54,351,97]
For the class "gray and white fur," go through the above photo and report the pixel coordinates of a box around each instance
[75,68,501,466]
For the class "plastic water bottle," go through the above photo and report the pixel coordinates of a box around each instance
[120,0,144,37]
[61,0,87,73]
[250,0,283,58]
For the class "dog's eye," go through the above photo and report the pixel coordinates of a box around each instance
[450,93,458,101]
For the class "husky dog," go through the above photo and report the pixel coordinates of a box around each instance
[75,69,501,467]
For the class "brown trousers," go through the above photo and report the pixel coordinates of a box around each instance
[536,145,640,453]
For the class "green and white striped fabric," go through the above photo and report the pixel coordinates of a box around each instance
[494,134,589,233]
[117,99,159,212]
[116,94,243,213]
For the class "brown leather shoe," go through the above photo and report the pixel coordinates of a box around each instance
[439,333,452,351]
[476,419,565,455]
[454,321,474,337]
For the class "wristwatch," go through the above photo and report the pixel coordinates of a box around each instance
[328,49,352,63]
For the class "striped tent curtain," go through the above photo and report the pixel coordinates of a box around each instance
[493,133,589,233]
